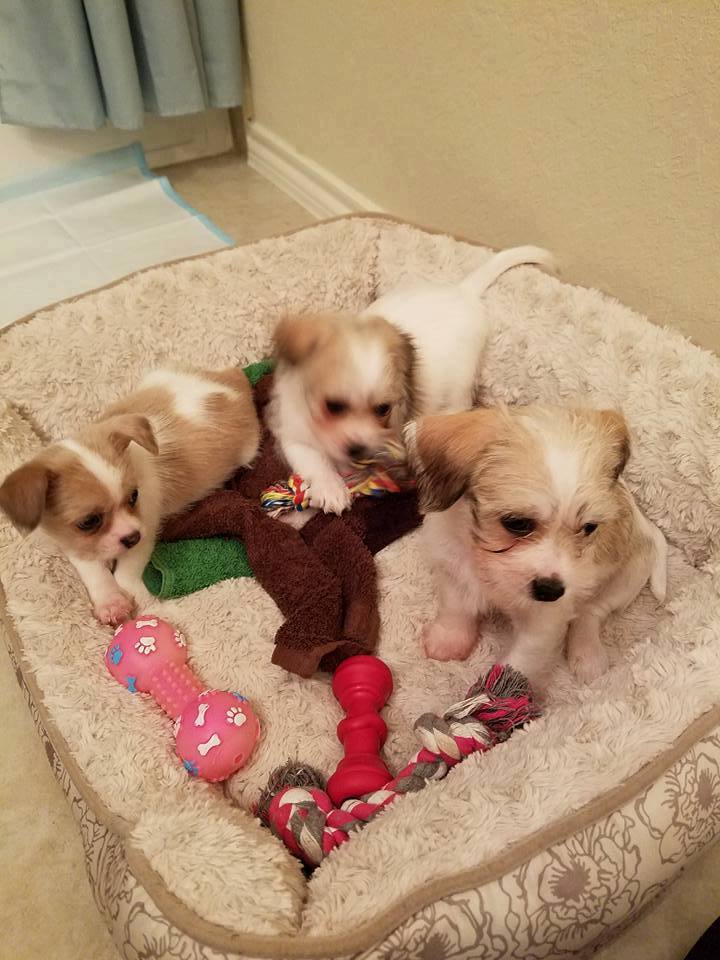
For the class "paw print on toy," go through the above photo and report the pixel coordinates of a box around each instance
[173,629,186,648]
[226,705,247,727]
[134,635,157,655]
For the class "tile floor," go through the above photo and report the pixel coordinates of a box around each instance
[2,151,718,960]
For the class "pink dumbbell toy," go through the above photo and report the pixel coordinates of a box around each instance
[106,617,260,781]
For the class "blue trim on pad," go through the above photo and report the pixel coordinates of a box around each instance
[0,142,233,245]
[130,142,155,181]
[157,176,234,246]
[0,143,145,202]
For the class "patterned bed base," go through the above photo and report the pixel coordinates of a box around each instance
[7,628,720,960]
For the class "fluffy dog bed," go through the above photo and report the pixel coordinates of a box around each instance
[2,215,720,960]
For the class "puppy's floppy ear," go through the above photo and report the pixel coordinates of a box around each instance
[389,329,419,423]
[273,312,333,366]
[0,456,54,531]
[404,408,505,513]
[363,314,419,424]
[597,409,631,479]
[106,414,158,456]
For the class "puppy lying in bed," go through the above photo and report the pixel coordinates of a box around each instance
[269,245,555,515]
[404,405,667,688]
[0,369,259,626]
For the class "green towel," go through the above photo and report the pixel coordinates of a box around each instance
[243,357,275,385]
[142,358,274,599]
[144,538,252,599]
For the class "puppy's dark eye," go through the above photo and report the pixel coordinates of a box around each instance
[77,513,102,533]
[128,488,139,508]
[325,399,347,416]
[373,402,392,418]
[501,516,536,537]
[583,522,598,536]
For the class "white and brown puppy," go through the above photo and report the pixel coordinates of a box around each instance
[404,406,667,688]
[0,369,259,627]
[269,246,555,515]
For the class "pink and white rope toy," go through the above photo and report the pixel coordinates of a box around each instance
[259,661,539,867]
[106,617,260,782]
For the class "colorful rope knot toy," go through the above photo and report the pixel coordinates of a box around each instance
[260,440,415,518]
[258,660,539,866]
[106,617,260,782]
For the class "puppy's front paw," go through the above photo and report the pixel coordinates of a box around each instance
[94,591,135,628]
[307,476,352,515]
[422,619,477,661]
[568,642,609,684]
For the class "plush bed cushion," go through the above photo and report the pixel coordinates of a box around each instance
[2,216,720,960]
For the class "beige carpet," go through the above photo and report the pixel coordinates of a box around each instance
[2,156,720,959]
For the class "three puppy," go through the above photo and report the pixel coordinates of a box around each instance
[0,246,667,688]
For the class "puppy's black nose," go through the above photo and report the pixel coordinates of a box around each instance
[531,576,565,602]
[121,531,141,549]
[347,443,368,461]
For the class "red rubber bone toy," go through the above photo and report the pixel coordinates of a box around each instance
[326,655,394,805]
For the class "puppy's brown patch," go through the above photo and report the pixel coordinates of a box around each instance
[0,456,53,531]
[273,312,336,366]
[593,409,631,479]
[406,407,510,512]
[104,368,260,516]
[103,414,158,457]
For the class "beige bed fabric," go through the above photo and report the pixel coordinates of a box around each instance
[2,216,720,959]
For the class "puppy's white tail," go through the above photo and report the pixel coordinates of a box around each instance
[460,245,557,298]
[649,522,668,603]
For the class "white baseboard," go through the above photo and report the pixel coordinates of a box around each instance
[246,121,384,219]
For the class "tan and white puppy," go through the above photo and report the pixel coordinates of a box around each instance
[269,246,555,515]
[404,405,667,688]
[0,369,259,626]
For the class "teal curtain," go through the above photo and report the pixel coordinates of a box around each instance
[0,0,242,130]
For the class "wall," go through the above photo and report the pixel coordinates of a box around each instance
[243,0,720,351]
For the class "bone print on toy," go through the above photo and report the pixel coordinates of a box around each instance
[194,703,210,727]
[197,733,221,756]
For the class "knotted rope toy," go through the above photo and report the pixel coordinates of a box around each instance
[260,441,414,518]
[257,660,539,866]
